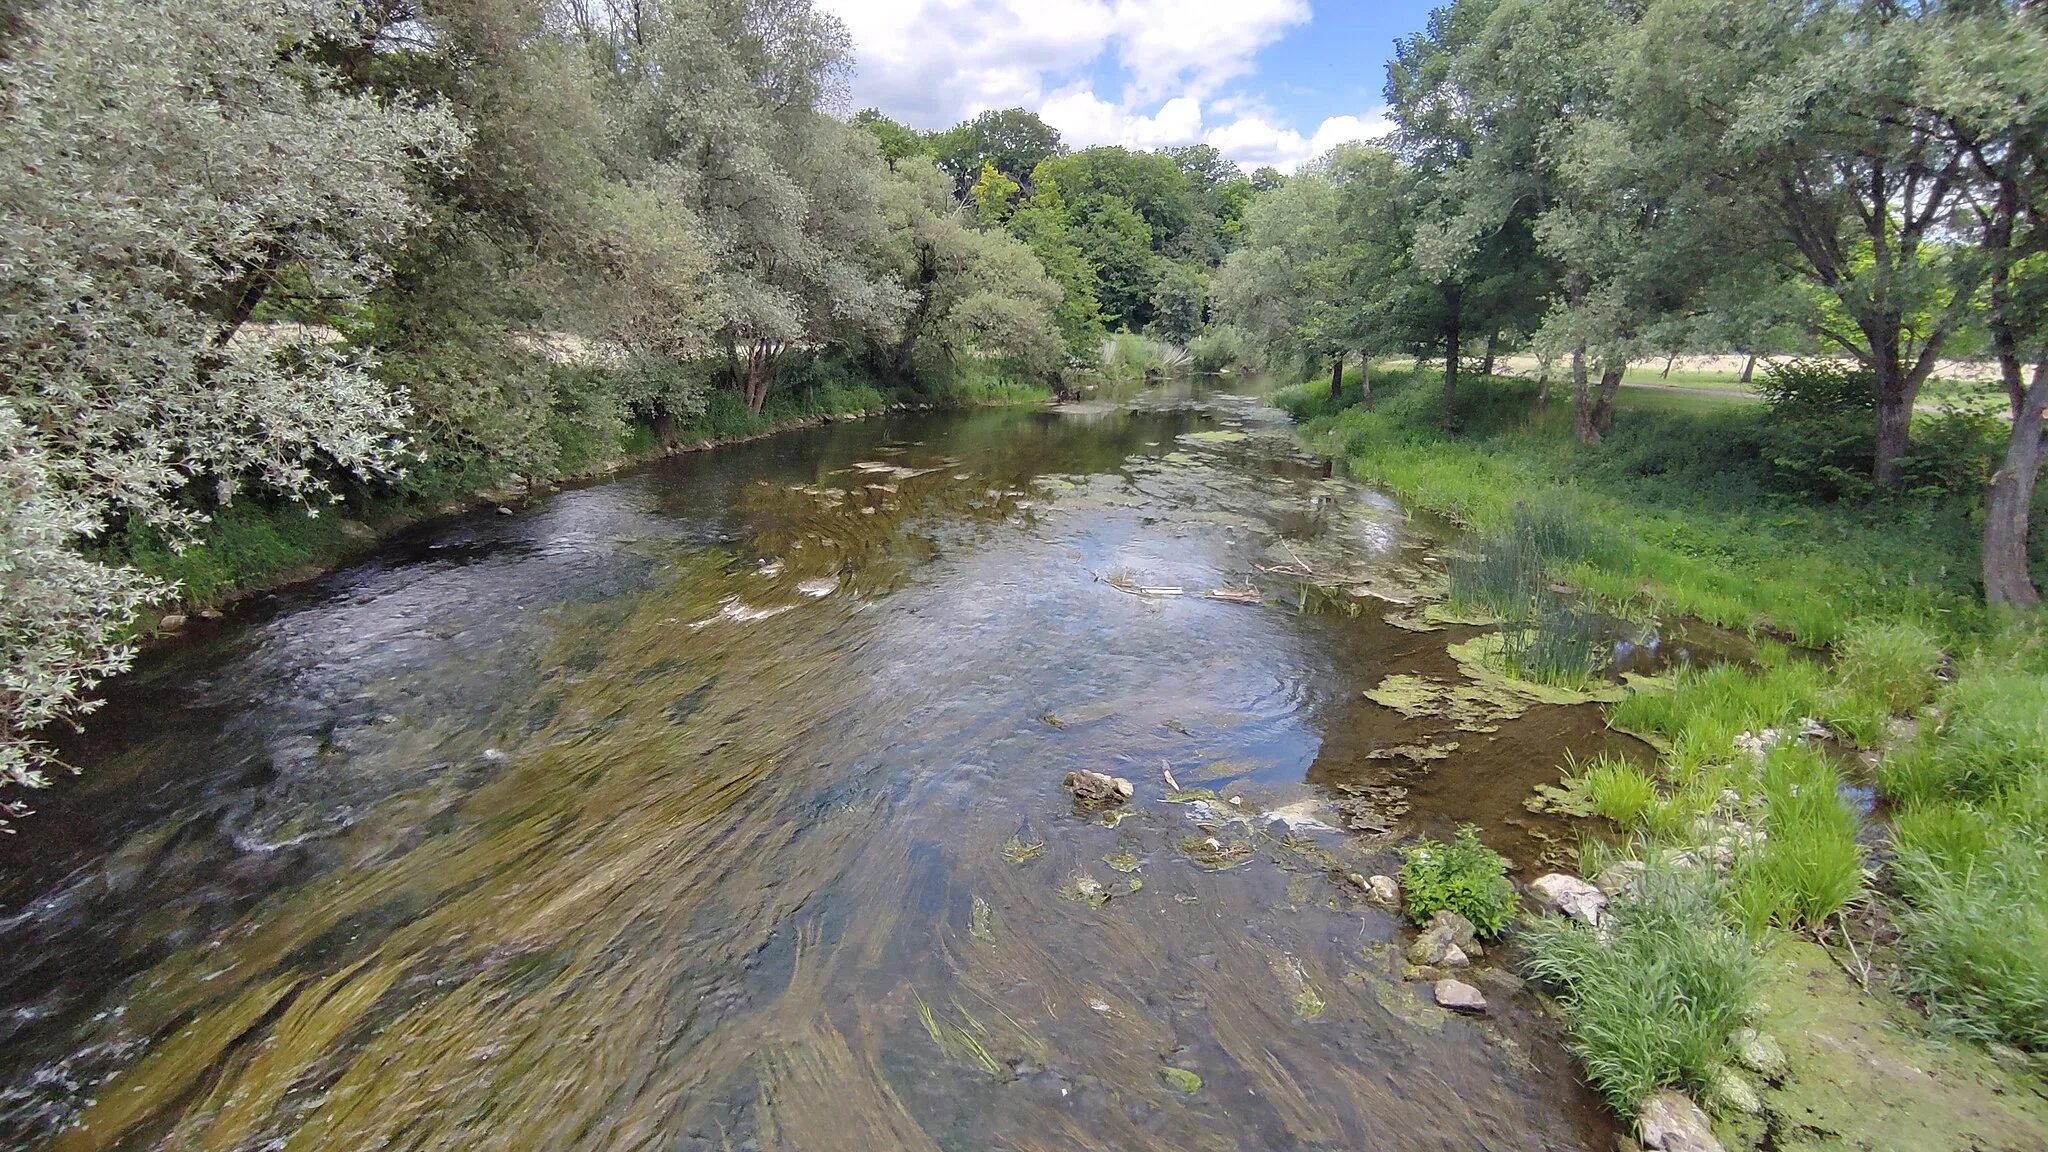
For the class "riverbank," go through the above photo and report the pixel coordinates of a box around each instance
[115,374,1054,632]
[1276,366,2048,1150]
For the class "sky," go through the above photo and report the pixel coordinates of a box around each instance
[817,0,1439,172]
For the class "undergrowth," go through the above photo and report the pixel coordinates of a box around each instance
[1398,825,1520,936]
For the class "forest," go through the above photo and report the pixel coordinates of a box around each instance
[1,0,2045,1145]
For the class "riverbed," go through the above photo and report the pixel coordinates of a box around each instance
[0,380,1625,1151]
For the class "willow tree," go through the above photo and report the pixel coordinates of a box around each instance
[622,0,906,414]
[0,0,456,790]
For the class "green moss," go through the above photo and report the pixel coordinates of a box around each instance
[1161,1066,1203,1095]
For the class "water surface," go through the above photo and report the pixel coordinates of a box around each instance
[0,381,1623,1151]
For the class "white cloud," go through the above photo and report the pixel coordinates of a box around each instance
[1206,109,1393,171]
[817,0,1367,173]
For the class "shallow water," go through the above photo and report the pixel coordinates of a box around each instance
[0,380,1630,1151]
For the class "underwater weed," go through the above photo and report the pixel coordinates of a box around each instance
[1399,825,1519,936]
[1520,867,1760,1114]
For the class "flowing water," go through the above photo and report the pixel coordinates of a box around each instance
[0,380,1651,1151]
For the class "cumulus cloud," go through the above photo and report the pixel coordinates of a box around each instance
[817,0,1376,171]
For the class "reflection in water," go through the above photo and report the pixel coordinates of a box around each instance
[0,384,1616,1150]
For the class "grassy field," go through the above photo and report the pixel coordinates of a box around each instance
[1276,363,2048,1140]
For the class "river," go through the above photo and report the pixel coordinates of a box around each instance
[0,379,1629,1151]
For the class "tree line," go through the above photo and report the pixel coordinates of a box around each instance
[0,0,1298,800]
[1212,0,2046,611]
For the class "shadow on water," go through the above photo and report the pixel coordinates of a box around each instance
[2,382,1634,1150]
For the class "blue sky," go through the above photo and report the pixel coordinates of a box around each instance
[819,0,1439,170]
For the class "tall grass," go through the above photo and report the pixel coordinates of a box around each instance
[1730,745,1865,934]
[1521,868,1761,1114]
[1497,599,1609,687]
[1572,754,1661,827]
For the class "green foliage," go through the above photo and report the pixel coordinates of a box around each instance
[1398,825,1520,936]
[1187,326,1251,373]
[1520,868,1761,1114]
[1497,599,1608,688]
[1104,333,1168,381]
[1879,672,2048,810]
[1832,621,1943,716]
[1893,831,2048,1050]
[1731,745,1865,935]
[1573,755,1660,827]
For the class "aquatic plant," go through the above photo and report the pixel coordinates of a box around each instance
[1398,825,1519,937]
[1495,598,1608,688]
[1520,867,1760,1114]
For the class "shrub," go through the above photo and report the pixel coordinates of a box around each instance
[1188,326,1251,372]
[1752,359,1878,501]
[1399,825,1520,936]
[1104,332,1167,379]
[1521,868,1761,1113]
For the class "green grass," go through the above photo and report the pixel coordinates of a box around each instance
[1731,745,1866,935]
[1521,867,1762,1114]
[1398,825,1520,937]
[1574,755,1662,827]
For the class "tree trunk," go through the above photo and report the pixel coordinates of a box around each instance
[1330,354,1345,402]
[745,342,779,415]
[1873,357,1914,488]
[1441,289,1462,427]
[650,402,676,445]
[1662,352,1676,379]
[1481,329,1498,378]
[1572,346,1598,444]
[1983,357,2047,609]
[1361,356,1373,410]
[1739,353,1757,384]
[1591,363,1625,434]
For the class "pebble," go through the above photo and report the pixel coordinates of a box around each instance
[1433,978,1486,1013]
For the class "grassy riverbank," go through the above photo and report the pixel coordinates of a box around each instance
[1278,365,2048,1147]
[111,365,1052,615]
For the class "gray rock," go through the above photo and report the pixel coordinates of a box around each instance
[1595,860,1647,898]
[1433,978,1486,1013]
[1529,873,1608,926]
[1403,964,1448,982]
[1636,1090,1724,1152]
[1407,909,1478,965]
[157,613,187,631]
[1064,770,1133,804]
[1441,944,1471,968]
[1476,967,1526,994]
[1730,1028,1787,1079]
[339,519,377,541]
[1366,874,1401,906]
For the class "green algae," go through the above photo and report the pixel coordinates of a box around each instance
[1062,875,1111,906]
[1179,833,1256,871]
[1363,672,1530,732]
[1446,635,1630,706]
[1104,852,1141,873]
[1364,975,1448,1033]
[1182,430,1248,444]
[1162,1066,1203,1095]
[1751,939,2048,1152]
[1001,837,1046,864]
[969,895,996,944]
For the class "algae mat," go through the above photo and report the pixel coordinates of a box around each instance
[1753,941,2048,1152]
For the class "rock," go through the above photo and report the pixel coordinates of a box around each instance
[1347,871,1369,889]
[1729,1028,1787,1079]
[1408,909,1478,965]
[197,608,223,620]
[1064,770,1134,805]
[1462,939,1485,959]
[1476,967,1526,994]
[497,505,515,516]
[1367,874,1401,906]
[1441,945,1471,968]
[1403,964,1449,982]
[339,519,377,542]
[1433,978,1486,1013]
[1529,873,1608,926]
[157,614,187,631]
[1596,860,1647,898]
[1704,1066,1763,1116]
[1636,1090,1724,1152]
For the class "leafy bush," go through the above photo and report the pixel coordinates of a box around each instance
[1398,825,1520,936]
[1104,332,1168,379]
[1751,359,1879,501]
[1521,868,1761,1113]
[1188,326,1251,372]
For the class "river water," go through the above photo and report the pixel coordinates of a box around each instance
[0,380,1631,1150]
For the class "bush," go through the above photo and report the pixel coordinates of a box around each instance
[1752,359,1878,501]
[1398,825,1520,936]
[1521,868,1761,1113]
[1104,332,1167,380]
[1188,326,1251,373]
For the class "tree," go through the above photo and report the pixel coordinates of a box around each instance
[878,159,1065,380]
[853,107,929,168]
[1007,178,1107,361]
[0,0,456,787]
[931,107,1063,197]
[1148,263,1210,346]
